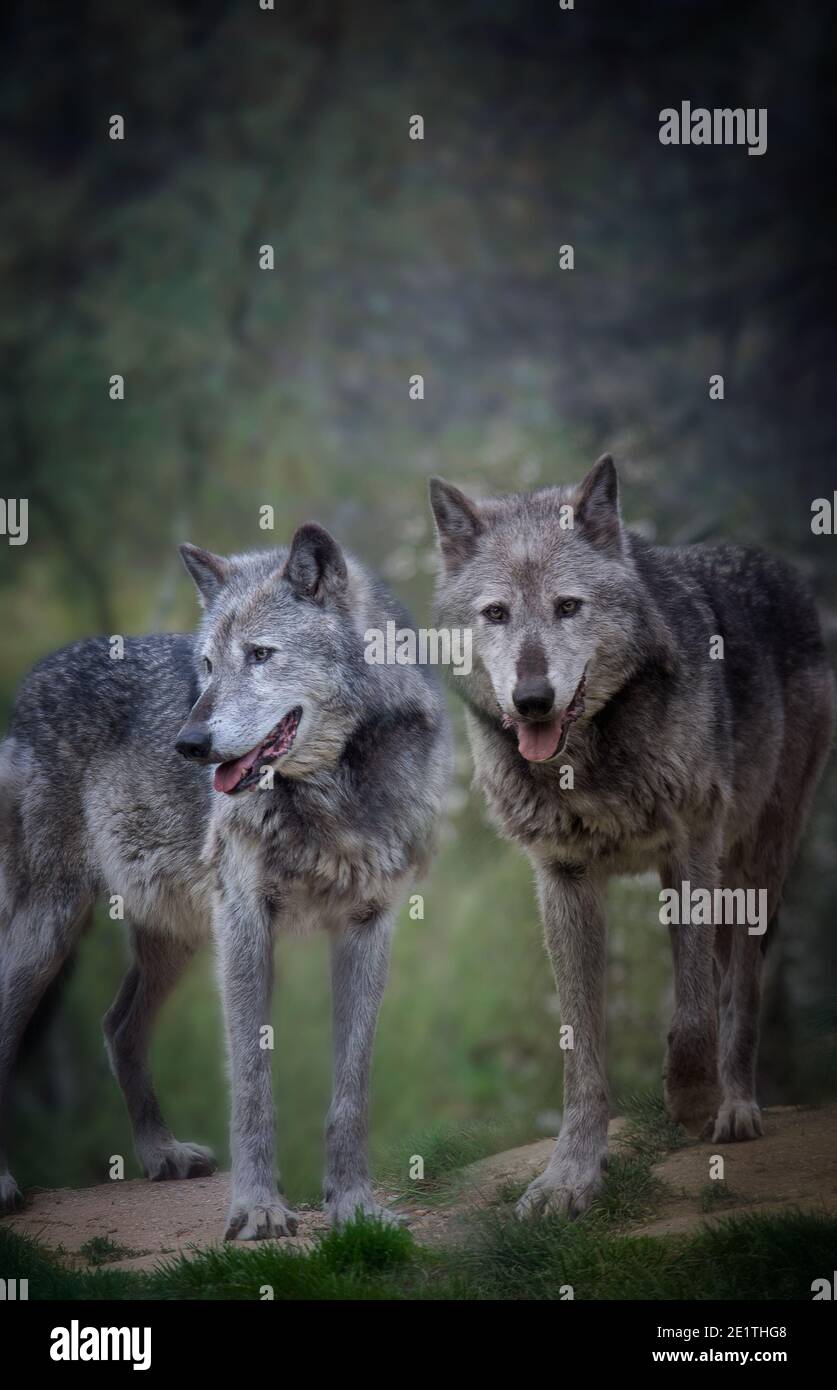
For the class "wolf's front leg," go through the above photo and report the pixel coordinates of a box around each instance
[517,864,609,1220]
[324,911,399,1228]
[217,893,298,1241]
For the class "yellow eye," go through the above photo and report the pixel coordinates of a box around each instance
[557,599,580,617]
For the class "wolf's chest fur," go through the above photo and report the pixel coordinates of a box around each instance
[469,714,720,875]
[87,751,443,938]
[205,760,442,927]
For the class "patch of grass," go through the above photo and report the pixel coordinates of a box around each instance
[591,1155,669,1229]
[78,1235,147,1266]
[497,1177,529,1206]
[3,1206,835,1302]
[376,1119,504,1206]
[455,1207,837,1301]
[147,1217,433,1301]
[619,1089,688,1162]
[698,1182,738,1213]
[0,1226,145,1301]
[314,1217,414,1276]
[0,1218,433,1303]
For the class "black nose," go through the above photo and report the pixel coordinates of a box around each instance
[512,679,555,719]
[175,726,212,762]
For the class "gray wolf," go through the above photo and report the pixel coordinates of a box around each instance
[0,524,450,1237]
[430,455,833,1219]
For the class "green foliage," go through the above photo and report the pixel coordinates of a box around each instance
[3,1208,833,1303]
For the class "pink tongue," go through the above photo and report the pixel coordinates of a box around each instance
[213,746,261,794]
[517,718,564,762]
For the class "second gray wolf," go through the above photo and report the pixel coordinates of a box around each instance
[0,524,450,1238]
[431,455,833,1219]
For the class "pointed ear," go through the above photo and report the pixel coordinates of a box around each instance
[179,543,232,609]
[429,477,484,573]
[573,454,622,555]
[284,522,348,601]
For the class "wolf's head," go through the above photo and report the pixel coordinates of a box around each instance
[175,524,366,791]
[430,456,669,763]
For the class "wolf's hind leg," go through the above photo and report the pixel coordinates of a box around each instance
[0,887,91,1212]
[324,910,398,1229]
[661,837,722,1134]
[712,693,830,1144]
[713,915,766,1142]
[712,858,781,1142]
[103,925,216,1181]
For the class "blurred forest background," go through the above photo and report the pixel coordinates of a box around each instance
[1,0,835,1201]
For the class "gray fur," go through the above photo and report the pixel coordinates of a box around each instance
[431,455,833,1218]
[0,525,450,1236]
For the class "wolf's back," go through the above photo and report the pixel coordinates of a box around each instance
[6,633,199,757]
[633,536,834,794]
[0,634,201,918]
[633,536,831,685]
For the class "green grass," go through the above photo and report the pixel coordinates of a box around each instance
[0,1227,142,1301]
[619,1089,689,1162]
[699,1182,739,1214]
[450,1208,837,1301]
[376,1118,505,1206]
[2,1209,833,1302]
[77,1235,148,1266]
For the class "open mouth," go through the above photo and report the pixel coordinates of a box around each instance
[213,707,302,795]
[503,668,587,764]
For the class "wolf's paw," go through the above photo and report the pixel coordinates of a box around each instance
[664,1080,721,1134]
[326,1186,404,1230]
[515,1159,605,1221]
[707,1099,763,1143]
[224,1198,299,1241]
[142,1141,217,1182]
[0,1172,23,1215]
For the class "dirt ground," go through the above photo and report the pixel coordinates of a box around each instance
[630,1103,837,1237]
[3,1104,834,1272]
